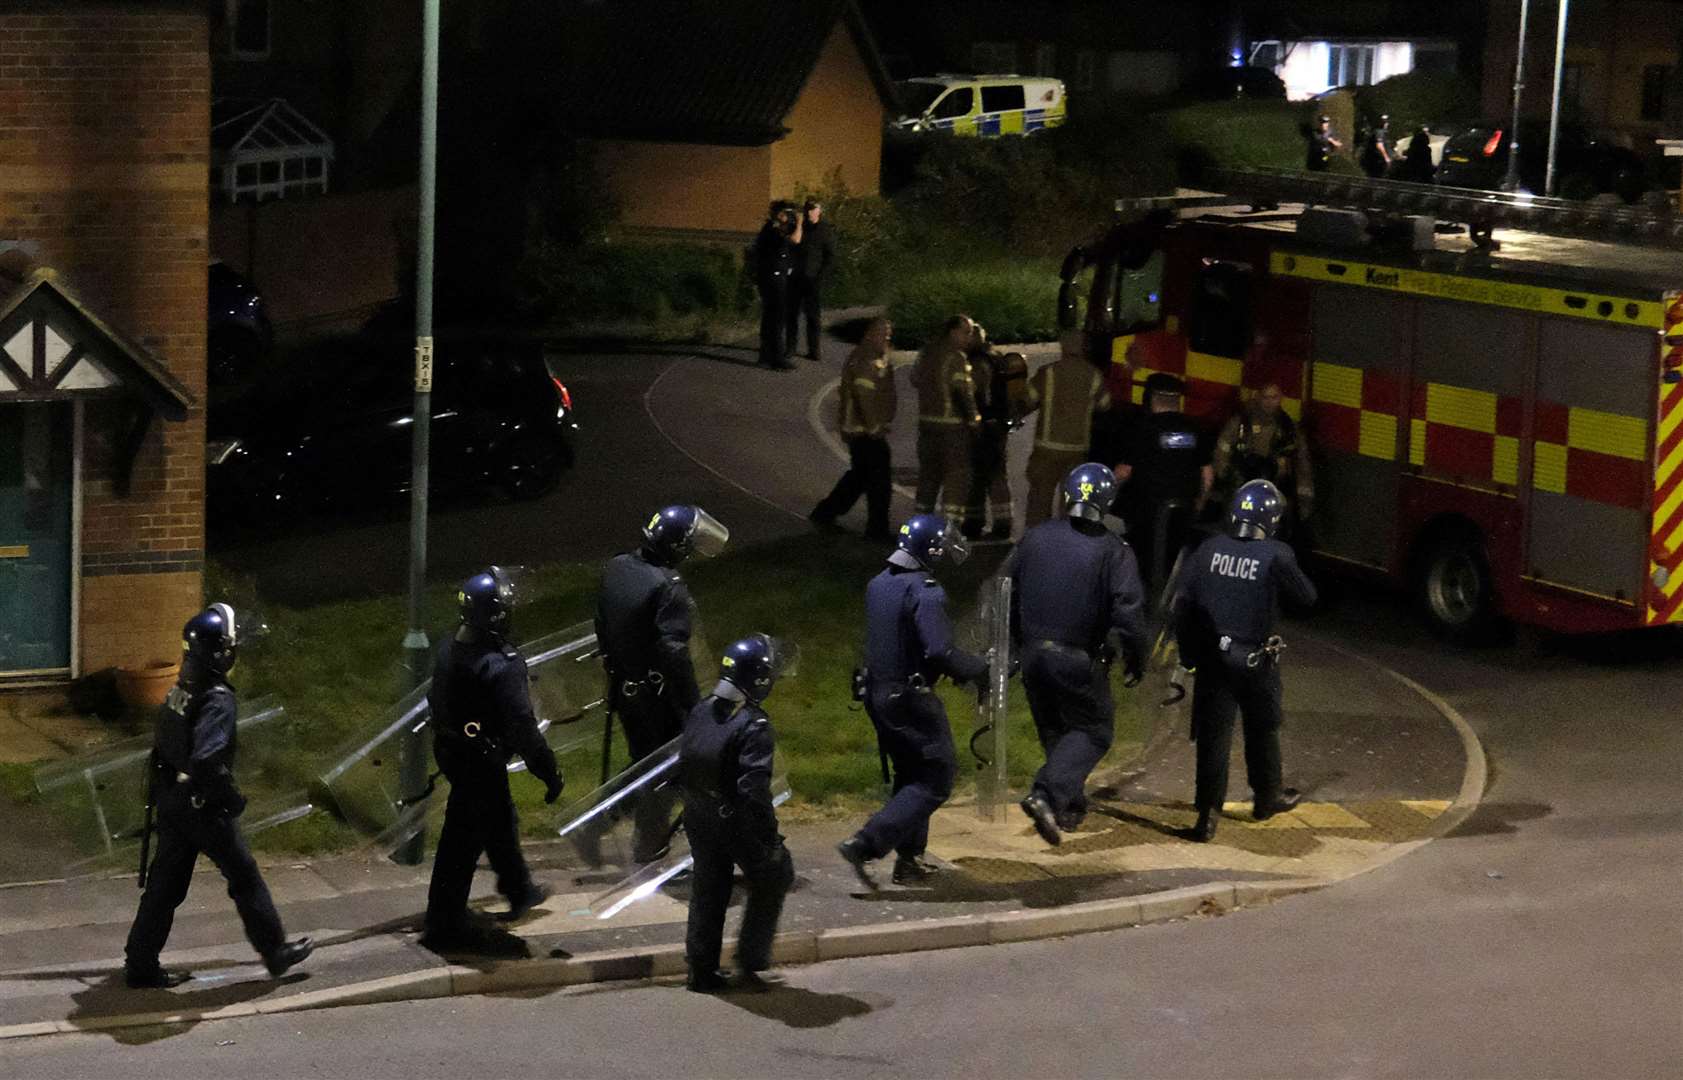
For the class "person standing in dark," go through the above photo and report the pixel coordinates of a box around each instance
[1172,480,1318,843]
[681,634,797,993]
[1304,114,1341,172]
[124,604,313,988]
[1397,126,1436,183]
[811,317,897,542]
[593,506,730,864]
[961,324,1026,540]
[913,314,982,521]
[787,198,835,361]
[422,568,565,949]
[1360,114,1393,178]
[753,201,801,370]
[1009,464,1150,846]
[1115,372,1212,603]
[838,515,988,888]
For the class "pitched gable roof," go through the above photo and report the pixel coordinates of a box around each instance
[541,0,898,146]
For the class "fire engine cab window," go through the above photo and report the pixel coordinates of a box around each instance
[1114,250,1165,332]
[1189,260,1252,358]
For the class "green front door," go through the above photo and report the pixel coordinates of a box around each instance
[0,403,74,674]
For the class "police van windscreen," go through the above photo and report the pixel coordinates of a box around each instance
[898,82,947,115]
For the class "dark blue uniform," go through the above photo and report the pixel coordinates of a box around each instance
[1007,517,1150,822]
[1122,409,1210,595]
[857,566,987,860]
[126,675,288,973]
[424,634,561,938]
[1174,533,1317,814]
[596,550,699,860]
[680,692,793,978]
[753,218,796,368]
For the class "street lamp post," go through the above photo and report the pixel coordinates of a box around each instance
[395,0,440,865]
[1545,0,1572,196]
[1504,0,1533,191]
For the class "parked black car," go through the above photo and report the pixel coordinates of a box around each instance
[207,261,273,389]
[1435,121,1649,201]
[1182,64,1287,101]
[207,314,577,526]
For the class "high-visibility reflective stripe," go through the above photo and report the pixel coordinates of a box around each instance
[1359,411,1398,460]
[1493,435,1520,486]
[1185,350,1241,386]
[1425,384,1496,434]
[1534,441,1568,494]
[1311,363,1362,409]
[1568,406,1646,460]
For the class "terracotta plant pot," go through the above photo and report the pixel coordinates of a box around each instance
[115,660,180,712]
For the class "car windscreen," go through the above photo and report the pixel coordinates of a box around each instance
[897,81,947,116]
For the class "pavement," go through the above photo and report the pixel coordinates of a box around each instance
[0,318,1483,1040]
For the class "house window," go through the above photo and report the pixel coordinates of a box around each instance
[1032,42,1056,77]
[1074,49,1096,91]
[971,41,1017,75]
[212,99,334,203]
[228,0,271,60]
[1327,43,1378,87]
[1642,64,1670,121]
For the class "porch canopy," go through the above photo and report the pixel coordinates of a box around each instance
[0,269,194,421]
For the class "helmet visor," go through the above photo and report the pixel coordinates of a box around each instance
[485,564,539,608]
[688,508,730,559]
[940,523,971,566]
[765,637,801,682]
[210,602,271,648]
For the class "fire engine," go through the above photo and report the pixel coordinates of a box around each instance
[1059,169,1683,638]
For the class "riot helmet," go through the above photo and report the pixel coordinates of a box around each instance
[458,565,532,639]
[1230,479,1285,540]
[1062,462,1117,523]
[642,505,730,566]
[719,633,799,703]
[891,514,970,571]
[182,602,264,676]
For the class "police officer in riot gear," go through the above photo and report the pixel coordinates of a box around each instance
[594,506,729,863]
[1173,480,1318,843]
[1009,463,1151,845]
[681,634,797,993]
[422,567,565,948]
[838,515,988,888]
[124,604,312,988]
[1114,371,1212,600]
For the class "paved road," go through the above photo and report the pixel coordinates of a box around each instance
[209,345,808,607]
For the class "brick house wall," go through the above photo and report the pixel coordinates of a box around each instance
[0,1,209,673]
[770,22,885,201]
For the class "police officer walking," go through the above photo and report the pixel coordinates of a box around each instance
[1172,480,1317,843]
[1304,114,1342,172]
[594,506,730,863]
[681,634,797,993]
[422,568,565,948]
[838,515,988,888]
[1009,464,1150,845]
[1114,371,1212,601]
[914,315,982,522]
[124,604,313,988]
[1022,332,1111,527]
[810,317,897,542]
[753,201,801,370]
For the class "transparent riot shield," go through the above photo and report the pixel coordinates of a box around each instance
[554,736,683,871]
[31,697,312,877]
[971,576,1012,821]
[585,768,793,921]
[318,683,433,847]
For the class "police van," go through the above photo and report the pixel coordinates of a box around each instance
[892,74,1067,137]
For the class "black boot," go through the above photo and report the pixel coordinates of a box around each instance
[263,937,314,978]
[837,836,880,891]
[892,853,941,885]
[734,969,784,993]
[1253,788,1303,821]
[125,965,192,990]
[1020,793,1062,846]
[687,968,730,993]
[497,881,552,922]
[1189,809,1217,843]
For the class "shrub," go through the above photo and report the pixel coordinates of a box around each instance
[1354,72,1480,135]
[1156,98,1311,181]
[516,240,748,325]
[887,260,1061,350]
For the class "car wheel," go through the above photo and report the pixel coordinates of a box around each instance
[1418,532,1496,642]
[500,432,563,500]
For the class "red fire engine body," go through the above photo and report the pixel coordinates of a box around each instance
[1062,199,1683,636]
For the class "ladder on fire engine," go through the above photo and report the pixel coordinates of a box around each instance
[1116,168,1683,251]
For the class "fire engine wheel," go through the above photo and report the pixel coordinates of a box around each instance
[1420,534,1496,641]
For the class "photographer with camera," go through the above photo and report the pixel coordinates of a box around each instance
[752,200,802,370]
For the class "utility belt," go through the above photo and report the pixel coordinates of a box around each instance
[1029,639,1112,665]
[856,667,935,700]
[436,719,506,759]
[1217,633,1287,669]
